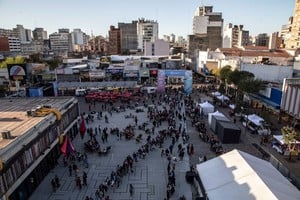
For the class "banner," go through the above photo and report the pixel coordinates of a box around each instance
[157,70,165,93]
[184,70,193,95]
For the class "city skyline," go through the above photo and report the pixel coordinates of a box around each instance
[0,0,295,38]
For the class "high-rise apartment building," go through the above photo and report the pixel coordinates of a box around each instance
[12,24,32,44]
[0,36,21,52]
[255,33,269,47]
[49,30,70,55]
[281,17,292,48]
[118,21,138,54]
[286,0,300,48]
[70,29,88,52]
[137,18,158,52]
[32,28,48,41]
[188,5,223,59]
[0,28,18,38]
[108,26,121,55]
[269,32,282,49]
[223,23,249,48]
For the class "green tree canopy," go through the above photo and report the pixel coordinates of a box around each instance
[219,65,232,82]
[238,79,265,94]
[0,56,25,68]
[227,70,255,85]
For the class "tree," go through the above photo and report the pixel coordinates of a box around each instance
[219,65,232,82]
[281,126,298,161]
[0,56,25,68]
[238,79,265,94]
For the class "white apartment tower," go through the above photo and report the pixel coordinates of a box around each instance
[49,30,70,55]
[223,23,249,48]
[192,6,223,35]
[13,24,32,43]
[137,18,158,52]
[71,29,87,52]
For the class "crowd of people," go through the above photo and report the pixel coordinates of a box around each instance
[53,87,204,200]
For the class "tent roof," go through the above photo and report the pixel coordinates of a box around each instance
[212,91,221,96]
[273,135,300,145]
[196,149,300,200]
[246,114,264,126]
[217,94,229,101]
[199,101,214,108]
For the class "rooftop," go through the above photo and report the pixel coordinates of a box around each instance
[0,97,77,161]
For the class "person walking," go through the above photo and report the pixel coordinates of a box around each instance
[129,184,134,196]
[83,171,88,186]
[51,178,56,192]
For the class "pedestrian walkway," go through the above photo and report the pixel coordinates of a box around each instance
[29,98,192,200]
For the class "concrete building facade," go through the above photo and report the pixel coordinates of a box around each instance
[49,31,70,56]
[281,78,300,119]
[189,5,223,61]
[286,0,300,48]
[108,26,121,55]
[137,19,158,52]
[144,39,169,56]
[32,28,47,41]
[118,21,138,54]
[223,23,249,48]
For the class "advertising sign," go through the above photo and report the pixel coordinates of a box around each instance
[7,64,27,84]
[184,70,193,95]
[157,70,165,93]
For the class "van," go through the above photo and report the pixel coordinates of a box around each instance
[141,87,157,94]
[75,89,86,96]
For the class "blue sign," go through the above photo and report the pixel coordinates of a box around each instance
[165,70,186,77]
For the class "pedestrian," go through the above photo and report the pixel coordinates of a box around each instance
[69,165,72,176]
[83,171,88,186]
[54,175,60,188]
[76,176,82,189]
[51,178,56,192]
[129,184,134,196]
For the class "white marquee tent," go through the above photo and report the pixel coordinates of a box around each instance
[246,114,264,126]
[199,101,215,115]
[211,91,221,96]
[196,149,300,200]
[208,110,224,126]
[217,94,230,102]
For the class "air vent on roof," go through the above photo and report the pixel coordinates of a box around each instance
[1,131,12,139]
[43,104,52,109]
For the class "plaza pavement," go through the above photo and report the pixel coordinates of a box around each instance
[29,91,300,200]
[29,97,193,200]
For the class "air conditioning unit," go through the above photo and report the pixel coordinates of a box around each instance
[43,104,52,109]
[1,131,12,139]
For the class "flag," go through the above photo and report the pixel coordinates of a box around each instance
[80,115,86,137]
[60,135,75,157]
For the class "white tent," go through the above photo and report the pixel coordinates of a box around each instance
[273,135,300,145]
[217,94,230,102]
[211,91,221,96]
[208,110,224,126]
[196,149,300,200]
[199,101,215,115]
[246,114,264,126]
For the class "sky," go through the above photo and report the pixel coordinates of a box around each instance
[0,0,295,39]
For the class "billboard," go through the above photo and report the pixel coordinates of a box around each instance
[7,64,27,84]
[184,70,193,95]
[157,70,166,93]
